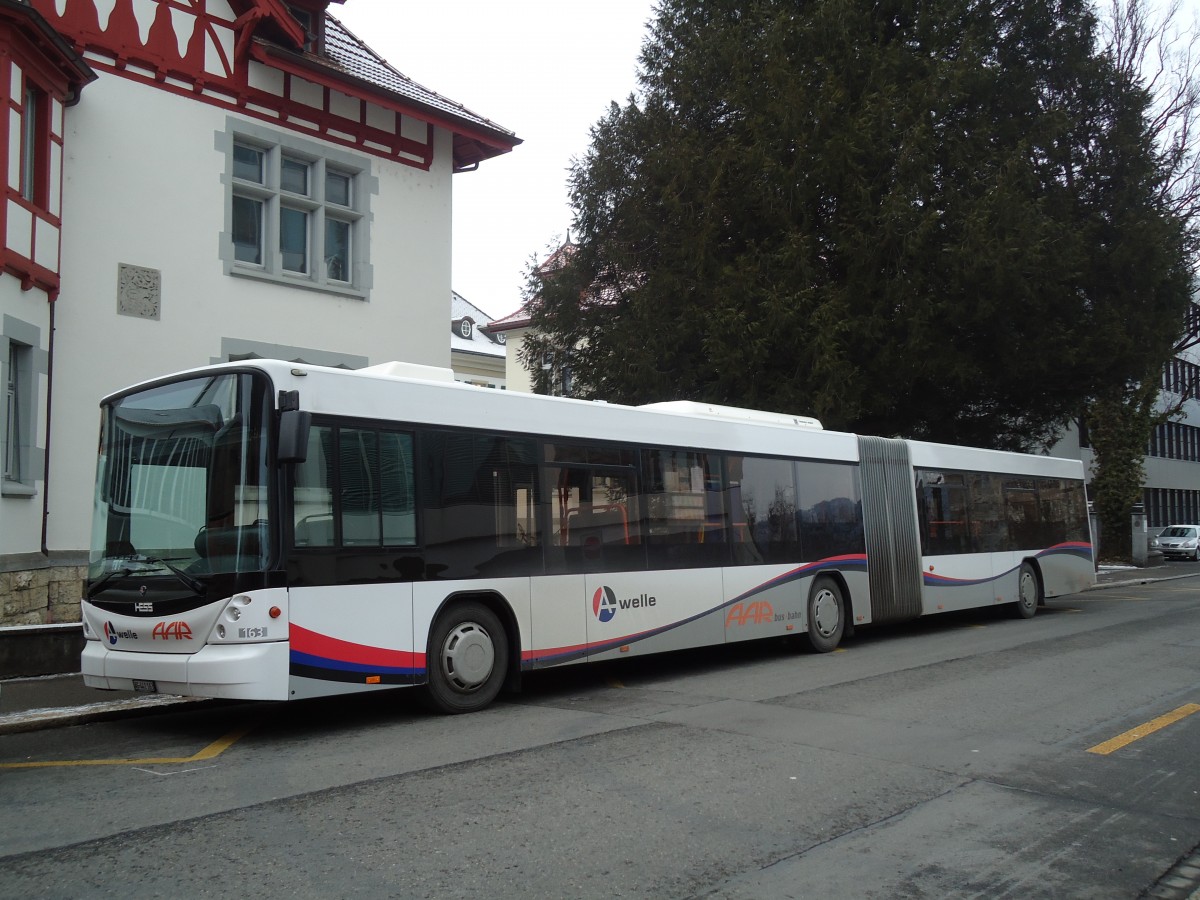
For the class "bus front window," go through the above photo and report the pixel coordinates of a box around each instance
[89,372,271,584]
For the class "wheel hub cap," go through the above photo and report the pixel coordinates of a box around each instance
[812,589,839,637]
[441,623,495,692]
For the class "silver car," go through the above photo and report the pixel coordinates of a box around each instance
[1155,524,1200,561]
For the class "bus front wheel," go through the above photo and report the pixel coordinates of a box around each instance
[423,602,508,714]
[804,576,845,653]
[1011,562,1041,620]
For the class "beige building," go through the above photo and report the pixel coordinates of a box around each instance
[486,239,576,395]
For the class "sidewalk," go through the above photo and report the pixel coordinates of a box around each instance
[2,563,1198,735]
[1092,559,1200,589]
[0,673,209,734]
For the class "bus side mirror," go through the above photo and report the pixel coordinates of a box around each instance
[278,410,311,464]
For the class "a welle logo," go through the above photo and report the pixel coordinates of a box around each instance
[103,621,139,645]
[592,585,657,622]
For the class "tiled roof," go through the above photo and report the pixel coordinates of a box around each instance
[321,13,517,148]
[452,291,495,323]
[452,291,506,357]
[486,304,533,333]
[487,240,578,332]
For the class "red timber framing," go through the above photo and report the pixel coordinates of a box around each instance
[0,2,93,297]
[28,0,518,172]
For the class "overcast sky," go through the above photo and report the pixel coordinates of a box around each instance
[334,1,1200,322]
[334,0,658,321]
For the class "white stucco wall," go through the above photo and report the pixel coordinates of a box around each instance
[46,73,454,555]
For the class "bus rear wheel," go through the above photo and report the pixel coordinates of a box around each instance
[1011,562,1040,620]
[423,602,508,714]
[804,576,845,653]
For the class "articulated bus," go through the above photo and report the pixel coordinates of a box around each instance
[81,360,1094,713]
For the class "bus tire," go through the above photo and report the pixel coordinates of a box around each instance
[1011,562,1040,620]
[423,602,508,714]
[804,576,845,653]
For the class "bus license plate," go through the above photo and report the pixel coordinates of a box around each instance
[132,679,157,693]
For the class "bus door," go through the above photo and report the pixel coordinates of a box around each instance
[584,447,727,661]
[535,451,644,668]
[916,470,998,613]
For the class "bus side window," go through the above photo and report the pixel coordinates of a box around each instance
[544,464,640,574]
[1037,477,1087,545]
[291,425,416,549]
[420,431,538,577]
[339,428,382,546]
[293,425,336,547]
[542,442,644,574]
[643,449,728,568]
[729,455,799,564]
[796,460,864,560]
[919,471,970,555]
[1004,478,1040,550]
[379,431,416,546]
[967,473,1004,553]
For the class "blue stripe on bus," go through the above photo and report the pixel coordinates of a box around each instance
[923,543,1094,587]
[726,554,868,607]
[523,554,869,668]
[289,650,422,676]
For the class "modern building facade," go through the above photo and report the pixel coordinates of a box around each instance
[0,0,518,625]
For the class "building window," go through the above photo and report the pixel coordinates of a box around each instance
[224,124,372,298]
[3,340,33,491]
[20,85,47,207]
[4,344,20,480]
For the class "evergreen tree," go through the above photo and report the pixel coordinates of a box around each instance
[1083,0,1200,559]
[522,0,1194,456]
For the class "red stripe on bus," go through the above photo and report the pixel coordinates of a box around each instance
[291,624,423,668]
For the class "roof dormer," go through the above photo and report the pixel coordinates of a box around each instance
[285,1,338,54]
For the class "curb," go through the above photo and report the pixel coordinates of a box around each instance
[1142,841,1200,899]
[0,693,210,735]
[1087,572,1200,591]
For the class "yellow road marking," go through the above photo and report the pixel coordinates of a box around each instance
[0,725,253,770]
[607,679,624,689]
[1086,704,1200,756]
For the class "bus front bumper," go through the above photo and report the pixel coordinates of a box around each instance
[82,640,290,701]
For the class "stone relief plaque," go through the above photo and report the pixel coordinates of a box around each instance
[117,263,161,320]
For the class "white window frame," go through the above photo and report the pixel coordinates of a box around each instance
[222,121,374,299]
[2,326,39,498]
[4,343,20,481]
[21,86,40,203]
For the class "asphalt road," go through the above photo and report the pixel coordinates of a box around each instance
[1,577,1198,899]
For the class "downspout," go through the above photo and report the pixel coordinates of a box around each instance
[40,290,54,561]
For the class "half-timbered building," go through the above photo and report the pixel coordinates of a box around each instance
[1,0,518,623]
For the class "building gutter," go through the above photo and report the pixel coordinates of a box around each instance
[40,296,54,561]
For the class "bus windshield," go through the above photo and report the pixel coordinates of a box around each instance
[89,372,271,583]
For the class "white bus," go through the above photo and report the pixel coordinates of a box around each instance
[81,360,1095,713]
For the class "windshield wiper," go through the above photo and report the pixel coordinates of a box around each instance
[86,555,207,600]
[134,555,208,595]
[86,564,160,599]
[87,567,131,600]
